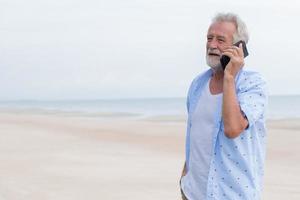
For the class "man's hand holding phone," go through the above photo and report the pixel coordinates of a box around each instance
[220,40,249,78]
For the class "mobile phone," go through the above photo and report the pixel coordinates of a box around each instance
[220,40,249,70]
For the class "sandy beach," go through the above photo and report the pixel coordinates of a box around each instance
[0,110,299,200]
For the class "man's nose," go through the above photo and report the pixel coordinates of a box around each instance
[208,40,218,49]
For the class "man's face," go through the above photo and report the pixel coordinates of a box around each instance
[206,21,236,70]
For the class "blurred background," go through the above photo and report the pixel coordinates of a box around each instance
[0,0,299,200]
[1,0,300,100]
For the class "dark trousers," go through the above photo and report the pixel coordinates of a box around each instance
[181,188,189,200]
[180,178,189,200]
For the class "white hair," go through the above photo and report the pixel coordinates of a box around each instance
[212,12,249,44]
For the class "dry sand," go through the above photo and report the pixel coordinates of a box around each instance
[0,111,299,200]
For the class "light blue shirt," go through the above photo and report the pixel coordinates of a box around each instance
[183,68,268,200]
[181,77,222,200]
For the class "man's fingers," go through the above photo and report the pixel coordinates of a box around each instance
[221,51,234,58]
[223,45,243,57]
[238,43,244,57]
[222,48,238,57]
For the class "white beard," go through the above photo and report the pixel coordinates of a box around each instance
[206,54,222,71]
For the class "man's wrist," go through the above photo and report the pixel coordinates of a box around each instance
[223,71,235,83]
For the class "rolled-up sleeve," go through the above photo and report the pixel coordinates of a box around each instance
[237,72,268,128]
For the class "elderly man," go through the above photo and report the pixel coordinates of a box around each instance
[179,13,268,200]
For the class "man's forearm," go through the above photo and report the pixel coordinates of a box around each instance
[222,73,248,138]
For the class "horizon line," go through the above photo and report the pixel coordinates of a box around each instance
[0,94,300,102]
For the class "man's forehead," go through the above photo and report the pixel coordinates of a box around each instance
[207,21,236,37]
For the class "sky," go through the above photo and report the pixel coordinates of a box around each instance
[1,0,300,100]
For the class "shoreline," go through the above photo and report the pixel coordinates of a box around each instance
[1,107,299,122]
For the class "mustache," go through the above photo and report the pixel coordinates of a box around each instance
[207,48,221,56]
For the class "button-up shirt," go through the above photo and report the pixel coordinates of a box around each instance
[183,68,268,200]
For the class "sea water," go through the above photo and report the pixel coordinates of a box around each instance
[0,95,299,120]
